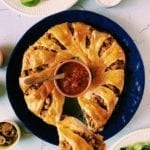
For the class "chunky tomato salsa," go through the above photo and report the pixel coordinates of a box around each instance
[56,61,90,96]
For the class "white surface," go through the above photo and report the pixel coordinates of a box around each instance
[0,0,150,149]
[1,0,78,17]
[111,128,150,150]
[96,0,122,7]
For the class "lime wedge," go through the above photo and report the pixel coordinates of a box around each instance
[20,0,40,7]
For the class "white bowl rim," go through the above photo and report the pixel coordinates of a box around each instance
[54,59,92,98]
[96,0,122,8]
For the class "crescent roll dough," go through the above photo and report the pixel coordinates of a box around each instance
[57,116,106,150]
[19,22,125,148]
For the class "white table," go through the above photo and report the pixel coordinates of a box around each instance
[0,0,150,149]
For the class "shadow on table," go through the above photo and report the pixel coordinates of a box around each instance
[119,0,138,8]
[72,0,86,10]
[16,121,33,140]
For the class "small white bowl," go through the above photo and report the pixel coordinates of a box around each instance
[0,121,21,150]
[96,0,122,8]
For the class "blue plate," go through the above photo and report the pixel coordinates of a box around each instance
[6,10,145,145]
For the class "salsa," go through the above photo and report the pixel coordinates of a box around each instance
[56,61,90,96]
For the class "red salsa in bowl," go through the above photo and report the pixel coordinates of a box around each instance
[54,60,92,97]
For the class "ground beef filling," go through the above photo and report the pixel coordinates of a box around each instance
[103,84,120,97]
[25,83,42,96]
[40,94,52,117]
[98,36,114,57]
[45,33,66,50]
[73,131,103,150]
[22,64,48,77]
[83,111,97,131]
[105,59,125,72]
[92,93,107,111]
[59,140,72,150]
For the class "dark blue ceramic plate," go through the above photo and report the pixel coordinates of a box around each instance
[6,10,145,145]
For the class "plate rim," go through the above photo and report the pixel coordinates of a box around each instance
[111,128,150,150]
[6,10,145,145]
[1,0,78,17]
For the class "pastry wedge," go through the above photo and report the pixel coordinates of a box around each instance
[57,116,106,150]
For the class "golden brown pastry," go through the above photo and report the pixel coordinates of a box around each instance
[78,85,118,132]
[57,116,106,150]
[19,39,66,126]
[19,22,125,147]
[77,29,125,132]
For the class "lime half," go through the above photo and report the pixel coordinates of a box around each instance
[20,0,40,7]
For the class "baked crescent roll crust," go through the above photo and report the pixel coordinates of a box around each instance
[78,85,117,132]
[57,116,106,150]
[19,22,125,148]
